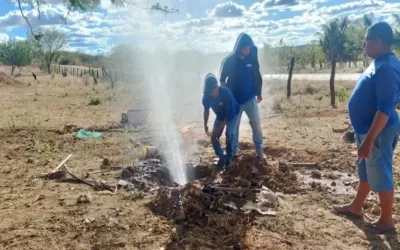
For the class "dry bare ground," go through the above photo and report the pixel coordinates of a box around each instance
[0,66,399,250]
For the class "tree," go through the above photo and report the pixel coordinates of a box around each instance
[31,28,68,74]
[0,38,33,75]
[320,16,349,107]
[390,14,400,53]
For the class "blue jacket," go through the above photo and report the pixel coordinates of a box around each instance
[220,33,263,97]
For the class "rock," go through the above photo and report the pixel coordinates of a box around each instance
[326,172,337,180]
[311,170,322,179]
[5,155,12,160]
[102,158,111,167]
[107,217,118,227]
[317,185,325,192]
[289,173,297,181]
[343,130,355,143]
[331,181,337,187]
[76,193,92,204]
[27,158,34,164]
[59,199,66,206]
[371,204,380,215]
[310,182,317,189]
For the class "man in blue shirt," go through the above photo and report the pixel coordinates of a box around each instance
[334,22,400,234]
[220,33,264,158]
[203,73,240,169]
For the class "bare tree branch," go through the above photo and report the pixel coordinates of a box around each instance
[17,0,36,40]
[36,0,41,20]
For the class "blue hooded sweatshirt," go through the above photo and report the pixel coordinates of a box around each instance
[220,33,263,104]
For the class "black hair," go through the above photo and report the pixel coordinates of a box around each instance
[367,21,394,46]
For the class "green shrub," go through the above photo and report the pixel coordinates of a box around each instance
[89,96,101,105]
[336,87,350,103]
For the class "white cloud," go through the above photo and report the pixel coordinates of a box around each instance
[208,1,246,18]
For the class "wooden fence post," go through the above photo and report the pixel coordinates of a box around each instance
[287,57,295,99]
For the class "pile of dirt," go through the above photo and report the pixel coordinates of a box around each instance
[120,159,174,191]
[149,182,251,249]
[148,151,300,249]
[225,154,299,194]
[0,71,22,85]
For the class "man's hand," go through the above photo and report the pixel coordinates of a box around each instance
[204,125,211,137]
[257,96,263,103]
[358,139,373,159]
[357,111,388,159]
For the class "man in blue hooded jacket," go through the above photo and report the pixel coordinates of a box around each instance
[203,73,240,169]
[220,33,264,158]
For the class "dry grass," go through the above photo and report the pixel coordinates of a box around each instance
[0,67,145,130]
[265,79,354,127]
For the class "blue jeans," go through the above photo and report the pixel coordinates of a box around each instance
[355,123,400,192]
[232,98,263,155]
[212,115,239,164]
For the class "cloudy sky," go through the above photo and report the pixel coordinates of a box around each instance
[0,0,399,54]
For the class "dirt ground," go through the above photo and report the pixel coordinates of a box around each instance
[0,67,400,250]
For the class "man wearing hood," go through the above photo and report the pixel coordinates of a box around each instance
[220,33,264,158]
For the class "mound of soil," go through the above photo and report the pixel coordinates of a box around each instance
[120,159,174,191]
[224,154,299,194]
[149,182,250,249]
[148,151,301,249]
[0,71,22,85]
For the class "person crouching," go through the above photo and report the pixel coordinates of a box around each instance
[202,73,240,169]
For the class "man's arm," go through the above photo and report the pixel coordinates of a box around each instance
[359,65,399,158]
[204,108,211,136]
[220,56,229,86]
[253,47,263,102]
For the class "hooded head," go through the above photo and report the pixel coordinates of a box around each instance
[233,33,255,58]
[203,73,219,97]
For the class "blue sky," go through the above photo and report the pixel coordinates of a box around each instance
[1,0,399,54]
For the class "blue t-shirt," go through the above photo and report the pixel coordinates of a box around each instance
[233,56,255,104]
[348,52,400,134]
[202,86,239,121]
